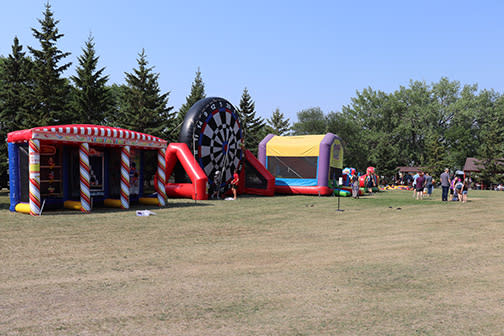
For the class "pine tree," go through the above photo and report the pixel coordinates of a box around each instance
[0,37,35,129]
[238,87,265,154]
[114,49,175,139]
[29,2,72,125]
[0,37,36,184]
[106,83,127,126]
[176,67,206,126]
[70,34,111,125]
[266,108,290,135]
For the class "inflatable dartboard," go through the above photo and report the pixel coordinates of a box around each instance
[179,97,243,186]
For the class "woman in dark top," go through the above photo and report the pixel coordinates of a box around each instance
[415,172,425,200]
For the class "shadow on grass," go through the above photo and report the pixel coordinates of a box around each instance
[163,201,213,209]
[24,200,213,217]
[0,189,11,210]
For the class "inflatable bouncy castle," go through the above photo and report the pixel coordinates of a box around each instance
[258,133,344,195]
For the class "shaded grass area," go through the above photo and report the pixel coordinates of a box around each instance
[1,189,504,335]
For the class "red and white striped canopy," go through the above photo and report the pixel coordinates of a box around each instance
[7,124,167,149]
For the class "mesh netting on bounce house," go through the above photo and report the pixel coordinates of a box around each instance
[258,133,344,195]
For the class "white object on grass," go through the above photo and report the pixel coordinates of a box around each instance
[136,210,157,216]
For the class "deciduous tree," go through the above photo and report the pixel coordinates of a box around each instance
[291,107,327,135]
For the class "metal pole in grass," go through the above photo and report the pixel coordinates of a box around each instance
[336,177,344,212]
[39,199,46,216]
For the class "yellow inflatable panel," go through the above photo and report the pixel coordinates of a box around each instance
[15,203,31,214]
[104,198,122,208]
[64,200,82,210]
[266,135,325,157]
[139,197,160,206]
[329,139,344,169]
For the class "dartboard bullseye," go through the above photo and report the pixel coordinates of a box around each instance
[179,97,243,187]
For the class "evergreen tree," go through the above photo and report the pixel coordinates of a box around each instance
[0,56,5,79]
[266,108,290,135]
[238,87,265,154]
[29,2,72,125]
[0,37,35,129]
[113,49,175,139]
[176,67,206,127]
[0,37,36,183]
[106,83,127,126]
[70,34,111,125]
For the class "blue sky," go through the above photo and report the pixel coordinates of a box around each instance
[1,0,503,122]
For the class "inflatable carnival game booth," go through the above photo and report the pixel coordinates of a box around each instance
[258,133,344,195]
[165,97,275,200]
[8,125,169,215]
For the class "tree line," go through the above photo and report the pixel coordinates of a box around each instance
[291,79,504,185]
[2,4,503,187]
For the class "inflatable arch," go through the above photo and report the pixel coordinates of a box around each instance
[258,133,344,195]
[164,142,208,200]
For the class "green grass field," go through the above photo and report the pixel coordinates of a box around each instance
[1,189,504,335]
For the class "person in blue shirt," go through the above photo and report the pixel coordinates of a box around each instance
[412,172,419,198]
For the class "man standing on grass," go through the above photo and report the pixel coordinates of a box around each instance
[440,168,450,201]
[424,172,433,197]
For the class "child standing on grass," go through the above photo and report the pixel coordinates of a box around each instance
[460,178,469,203]
[366,173,375,195]
[230,169,239,200]
[351,174,359,199]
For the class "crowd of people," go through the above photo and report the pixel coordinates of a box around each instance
[404,169,470,202]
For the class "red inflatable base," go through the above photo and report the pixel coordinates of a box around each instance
[274,185,333,196]
[165,183,207,200]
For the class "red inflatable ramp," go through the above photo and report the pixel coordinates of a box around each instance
[165,143,208,200]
